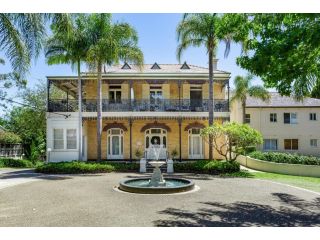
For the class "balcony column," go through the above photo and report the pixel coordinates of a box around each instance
[129,118,133,162]
[178,117,182,162]
[129,80,133,111]
[78,77,83,161]
[47,79,51,111]
[227,80,230,112]
[66,90,69,112]
[178,80,182,111]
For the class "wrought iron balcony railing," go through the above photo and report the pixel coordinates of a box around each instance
[48,99,229,113]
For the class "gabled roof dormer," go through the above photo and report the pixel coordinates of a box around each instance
[180,61,190,69]
[121,62,131,69]
[151,62,161,69]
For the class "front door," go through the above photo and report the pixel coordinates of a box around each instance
[189,129,203,159]
[107,129,124,159]
[145,128,167,149]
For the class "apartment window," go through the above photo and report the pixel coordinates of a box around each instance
[67,129,77,149]
[263,139,278,150]
[245,114,251,124]
[310,139,318,147]
[284,113,297,124]
[310,113,317,121]
[53,129,64,149]
[284,139,299,150]
[270,113,277,123]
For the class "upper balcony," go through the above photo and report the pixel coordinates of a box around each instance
[47,62,231,117]
[47,98,229,113]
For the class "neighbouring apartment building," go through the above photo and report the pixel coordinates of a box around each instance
[231,92,320,156]
[46,61,231,162]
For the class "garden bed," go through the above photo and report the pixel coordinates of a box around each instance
[248,151,320,165]
[237,153,320,178]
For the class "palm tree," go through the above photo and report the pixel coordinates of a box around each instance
[45,14,89,161]
[0,14,46,76]
[85,14,143,161]
[176,13,247,160]
[231,74,270,123]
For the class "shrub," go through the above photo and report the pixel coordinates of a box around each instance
[174,160,240,174]
[248,151,320,165]
[35,161,139,174]
[0,131,22,144]
[0,158,34,168]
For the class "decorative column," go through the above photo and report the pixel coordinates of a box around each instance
[227,80,230,112]
[129,118,133,162]
[178,80,182,111]
[78,77,83,161]
[178,117,182,162]
[128,80,133,111]
[47,79,51,112]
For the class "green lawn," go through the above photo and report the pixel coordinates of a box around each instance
[225,171,320,193]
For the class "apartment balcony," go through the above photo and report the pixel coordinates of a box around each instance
[47,99,229,113]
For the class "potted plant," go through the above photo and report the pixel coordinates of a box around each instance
[171,148,178,160]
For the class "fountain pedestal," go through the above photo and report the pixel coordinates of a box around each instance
[148,161,166,187]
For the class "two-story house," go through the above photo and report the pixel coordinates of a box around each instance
[46,61,231,162]
[231,92,320,156]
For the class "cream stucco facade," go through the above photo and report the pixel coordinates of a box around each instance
[231,94,320,156]
[46,62,231,162]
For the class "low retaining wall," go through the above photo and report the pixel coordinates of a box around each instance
[237,155,320,178]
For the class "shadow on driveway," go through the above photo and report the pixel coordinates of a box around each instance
[0,169,71,181]
[153,193,320,227]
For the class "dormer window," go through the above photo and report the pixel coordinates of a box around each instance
[121,62,131,69]
[180,62,190,69]
[151,62,161,69]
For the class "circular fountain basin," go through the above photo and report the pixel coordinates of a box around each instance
[119,178,195,194]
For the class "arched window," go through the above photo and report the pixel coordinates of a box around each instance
[107,128,124,159]
[145,128,167,149]
[188,128,204,159]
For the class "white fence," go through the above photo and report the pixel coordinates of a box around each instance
[0,144,24,159]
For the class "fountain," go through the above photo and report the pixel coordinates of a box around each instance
[118,143,195,194]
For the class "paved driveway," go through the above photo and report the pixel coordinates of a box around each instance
[0,171,319,227]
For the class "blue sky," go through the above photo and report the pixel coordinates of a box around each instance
[2,13,252,102]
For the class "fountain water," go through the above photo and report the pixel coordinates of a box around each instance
[118,143,195,194]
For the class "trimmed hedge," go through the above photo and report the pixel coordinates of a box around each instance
[35,161,139,174]
[174,160,240,174]
[0,158,34,168]
[248,151,320,166]
[35,160,240,175]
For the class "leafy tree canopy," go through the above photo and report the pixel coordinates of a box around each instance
[201,122,263,161]
[237,13,320,99]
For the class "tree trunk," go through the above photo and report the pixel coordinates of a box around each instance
[242,100,246,124]
[96,63,102,162]
[77,61,83,161]
[208,50,214,160]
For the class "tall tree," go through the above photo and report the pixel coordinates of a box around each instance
[236,14,320,99]
[231,74,270,123]
[1,81,64,161]
[85,14,143,161]
[0,13,71,108]
[45,14,89,161]
[176,13,248,160]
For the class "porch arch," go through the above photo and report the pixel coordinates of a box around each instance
[140,121,171,132]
